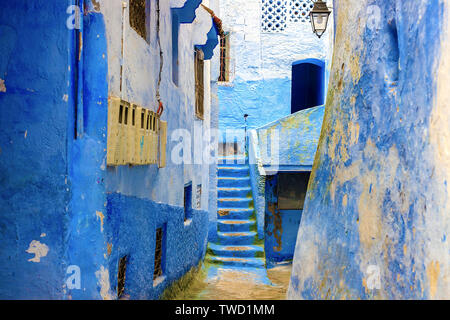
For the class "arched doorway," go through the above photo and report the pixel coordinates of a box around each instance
[291,59,325,114]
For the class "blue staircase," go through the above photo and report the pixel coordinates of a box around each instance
[206,156,265,269]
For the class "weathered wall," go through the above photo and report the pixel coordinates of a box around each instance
[251,106,324,264]
[264,175,303,268]
[67,0,214,299]
[217,0,332,143]
[289,0,450,299]
[247,106,324,243]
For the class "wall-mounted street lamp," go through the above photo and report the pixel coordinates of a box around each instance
[310,0,331,38]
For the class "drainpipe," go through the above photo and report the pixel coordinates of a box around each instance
[244,114,249,158]
[120,1,127,100]
[156,0,164,110]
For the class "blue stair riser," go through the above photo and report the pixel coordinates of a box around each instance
[218,178,251,188]
[218,209,254,220]
[218,232,257,245]
[218,198,253,209]
[218,220,255,233]
[218,167,250,178]
[208,257,265,268]
[218,187,251,198]
[218,158,247,166]
[209,247,263,258]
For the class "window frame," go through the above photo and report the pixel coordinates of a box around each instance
[129,0,151,43]
[218,32,231,83]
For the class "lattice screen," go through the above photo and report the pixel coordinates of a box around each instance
[288,0,314,23]
[262,0,315,33]
[261,0,288,33]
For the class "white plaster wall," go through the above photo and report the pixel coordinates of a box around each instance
[99,0,213,209]
[219,0,333,82]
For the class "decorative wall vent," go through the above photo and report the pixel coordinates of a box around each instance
[262,0,315,33]
[288,0,314,23]
[107,97,166,167]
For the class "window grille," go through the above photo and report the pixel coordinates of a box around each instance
[153,228,163,280]
[195,49,204,120]
[261,0,288,33]
[219,32,231,82]
[130,0,149,42]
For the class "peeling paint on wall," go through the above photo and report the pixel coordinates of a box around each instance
[289,0,450,300]
[26,240,49,263]
[0,79,6,92]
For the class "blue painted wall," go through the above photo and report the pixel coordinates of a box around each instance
[0,0,217,299]
[264,175,303,268]
[289,0,450,300]
[106,194,208,299]
[0,0,72,299]
[219,78,292,142]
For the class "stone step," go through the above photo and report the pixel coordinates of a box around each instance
[217,208,254,220]
[218,177,251,188]
[207,256,265,268]
[218,157,247,166]
[218,197,253,209]
[217,231,258,245]
[218,187,252,198]
[208,243,264,258]
[218,166,250,178]
[217,219,255,233]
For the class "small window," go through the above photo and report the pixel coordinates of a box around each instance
[184,183,193,221]
[196,184,202,209]
[277,172,311,210]
[117,256,128,299]
[195,49,204,120]
[218,32,230,82]
[124,106,129,125]
[153,228,164,280]
[130,0,150,42]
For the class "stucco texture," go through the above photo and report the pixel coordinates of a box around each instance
[288,0,450,300]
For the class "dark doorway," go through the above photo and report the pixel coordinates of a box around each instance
[291,59,325,114]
